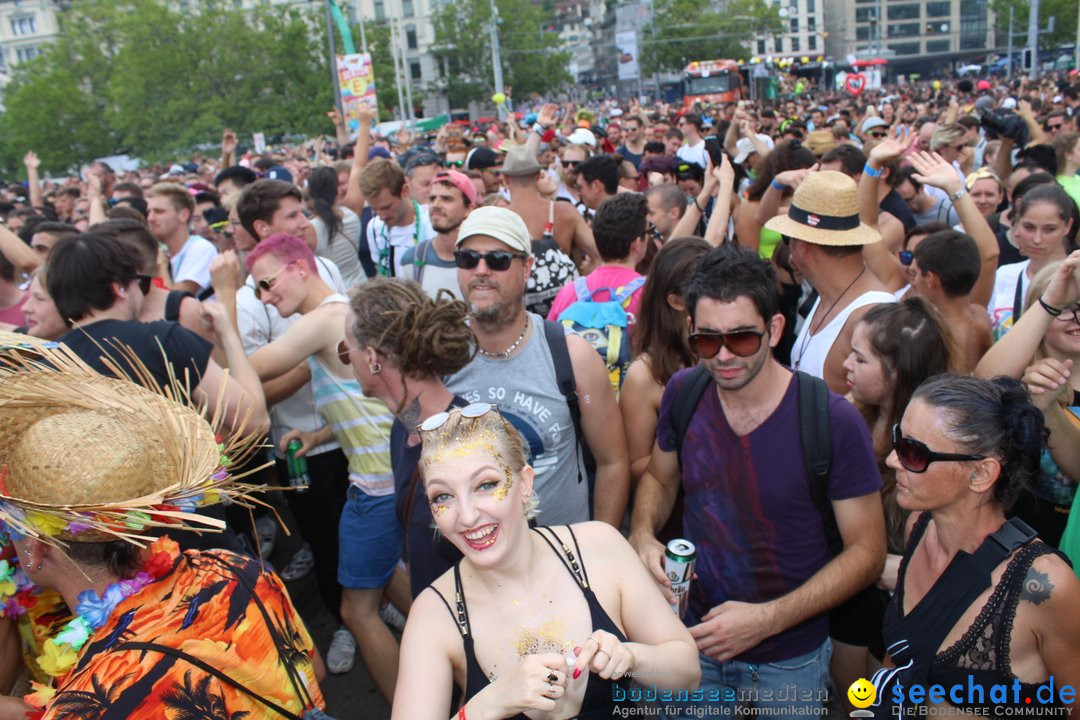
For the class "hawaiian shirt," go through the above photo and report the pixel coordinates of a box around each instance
[39,538,325,719]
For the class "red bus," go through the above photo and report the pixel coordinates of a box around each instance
[682,59,743,109]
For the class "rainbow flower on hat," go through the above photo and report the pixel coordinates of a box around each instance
[0,337,268,547]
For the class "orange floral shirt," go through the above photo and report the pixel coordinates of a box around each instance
[39,539,325,719]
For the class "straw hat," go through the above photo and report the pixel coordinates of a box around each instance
[0,341,266,547]
[763,171,881,246]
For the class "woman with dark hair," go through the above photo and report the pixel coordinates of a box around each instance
[873,374,1080,713]
[342,278,476,598]
[619,237,711,484]
[737,138,817,257]
[308,165,364,288]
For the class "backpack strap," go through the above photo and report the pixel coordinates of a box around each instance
[573,277,591,302]
[543,320,590,487]
[114,641,305,720]
[164,289,194,323]
[613,276,646,305]
[796,371,841,555]
[666,365,711,458]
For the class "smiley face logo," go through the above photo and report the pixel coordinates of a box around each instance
[848,678,876,709]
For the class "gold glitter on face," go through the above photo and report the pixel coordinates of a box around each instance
[512,619,572,658]
[430,503,448,518]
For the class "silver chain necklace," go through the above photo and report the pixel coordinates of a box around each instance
[477,318,530,359]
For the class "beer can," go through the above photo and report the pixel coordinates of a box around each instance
[664,538,696,618]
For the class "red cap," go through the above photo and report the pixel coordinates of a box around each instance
[432,169,479,207]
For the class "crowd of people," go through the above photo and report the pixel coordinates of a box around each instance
[0,68,1080,718]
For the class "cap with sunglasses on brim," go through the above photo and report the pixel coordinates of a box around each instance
[763,170,882,246]
[455,206,531,254]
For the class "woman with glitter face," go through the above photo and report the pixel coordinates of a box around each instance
[391,405,700,720]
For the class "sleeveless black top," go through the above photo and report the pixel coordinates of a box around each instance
[888,513,1066,712]
[433,525,628,719]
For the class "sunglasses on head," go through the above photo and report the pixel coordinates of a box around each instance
[454,249,528,271]
[891,423,985,473]
[254,263,293,299]
[135,274,153,295]
[418,402,500,433]
[688,327,765,358]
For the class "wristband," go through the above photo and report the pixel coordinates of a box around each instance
[532,123,545,135]
[770,179,787,192]
[1038,297,1064,317]
[693,197,704,213]
[863,163,883,178]
[951,187,968,201]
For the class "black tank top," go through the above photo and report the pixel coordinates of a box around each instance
[889,513,1066,713]
[432,525,628,719]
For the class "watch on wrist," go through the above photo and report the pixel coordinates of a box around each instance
[951,187,967,201]
[532,123,545,135]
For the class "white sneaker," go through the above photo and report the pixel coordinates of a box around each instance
[327,626,357,674]
[379,603,407,632]
[254,516,277,559]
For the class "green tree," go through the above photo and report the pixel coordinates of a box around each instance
[431,0,571,109]
[0,0,334,174]
[990,0,1078,52]
[643,0,781,75]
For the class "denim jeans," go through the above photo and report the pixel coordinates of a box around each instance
[657,638,833,719]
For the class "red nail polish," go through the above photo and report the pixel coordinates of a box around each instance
[573,668,582,680]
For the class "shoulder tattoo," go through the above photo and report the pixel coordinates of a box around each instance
[1020,566,1054,606]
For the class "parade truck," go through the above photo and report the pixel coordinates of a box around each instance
[682,59,743,109]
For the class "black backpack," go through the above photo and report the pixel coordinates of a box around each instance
[666,366,842,555]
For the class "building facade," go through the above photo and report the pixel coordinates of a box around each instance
[0,0,61,105]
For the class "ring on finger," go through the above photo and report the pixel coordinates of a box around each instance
[546,672,558,683]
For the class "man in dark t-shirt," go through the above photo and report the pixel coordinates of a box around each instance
[47,233,267,438]
[629,246,885,717]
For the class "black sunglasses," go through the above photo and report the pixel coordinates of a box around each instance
[454,249,528,271]
[562,160,582,169]
[899,250,913,266]
[868,131,888,138]
[688,328,764,358]
[136,274,153,295]
[891,424,985,473]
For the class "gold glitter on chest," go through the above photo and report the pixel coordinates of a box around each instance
[511,618,574,658]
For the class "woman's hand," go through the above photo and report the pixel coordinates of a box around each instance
[907,150,963,195]
[1040,249,1080,310]
[574,630,636,682]
[482,652,569,716]
[1023,358,1073,412]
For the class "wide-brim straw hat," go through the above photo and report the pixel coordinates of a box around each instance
[763,170,882,246]
[0,338,267,547]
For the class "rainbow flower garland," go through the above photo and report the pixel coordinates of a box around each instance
[0,536,177,678]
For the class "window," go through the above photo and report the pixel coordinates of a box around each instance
[806,0,814,12]
[856,25,871,40]
[807,16,815,31]
[757,39,766,54]
[791,36,800,51]
[808,35,816,50]
[926,21,948,33]
[374,0,385,21]
[888,22,920,37]
[10,16,37,36]
[887,4,920,20]
[926,2,951,17]
[410,61,422,80]
[15,46,39,63]
[926,39,950,52]
[402,0,414,17]
[790,18,798,32]
[774,36,784,53]
[888,42,920,55]
[406,26,417,49]
[855,7,877,22]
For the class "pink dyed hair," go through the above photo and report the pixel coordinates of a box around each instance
[245,233,317,273]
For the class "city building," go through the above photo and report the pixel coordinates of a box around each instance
[0,0,61,106]
[754,0,828,59]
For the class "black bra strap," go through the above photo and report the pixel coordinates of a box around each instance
[430,585,467,638]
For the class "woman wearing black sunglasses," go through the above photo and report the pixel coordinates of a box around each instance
[876,373,1080,713]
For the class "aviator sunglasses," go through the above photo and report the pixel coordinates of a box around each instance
[687,327,765,358]
[891,423,985,473]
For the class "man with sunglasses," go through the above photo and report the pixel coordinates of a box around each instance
[860,116,890,143]
[446,206,630,528]
[629,246,884,717]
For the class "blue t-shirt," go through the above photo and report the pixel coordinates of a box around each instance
[656,368,881,663]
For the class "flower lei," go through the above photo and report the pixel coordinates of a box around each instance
[0,536,177,679]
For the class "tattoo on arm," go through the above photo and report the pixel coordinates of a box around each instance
[398,394,422,430]
[1021,567,1054,606]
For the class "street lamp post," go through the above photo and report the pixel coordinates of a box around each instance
[489,0,506,121]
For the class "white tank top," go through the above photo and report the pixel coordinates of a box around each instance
[791,290,897,378]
